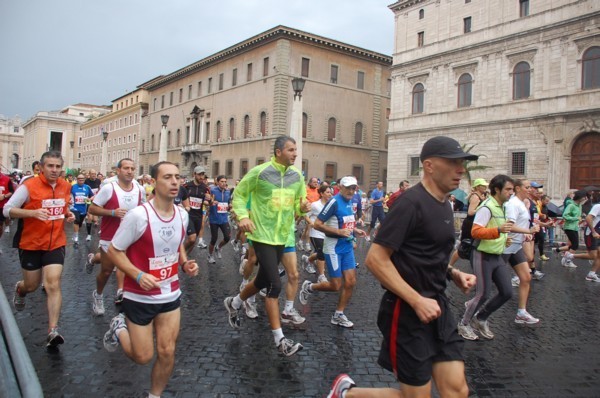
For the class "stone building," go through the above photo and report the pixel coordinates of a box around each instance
[138,25,392,187]
[0,115,24,173]
[22,104,110,171]
[387,0,600,199]
[78,89,149,174]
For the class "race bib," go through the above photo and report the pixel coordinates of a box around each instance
[189,196,202,209]
[352,203,358,214]
[271,189,294,210]
[217,202,229,213]
[42,199,66,220]
[74,195,86,205]
[342,215,356,230]
[148,253,179,282]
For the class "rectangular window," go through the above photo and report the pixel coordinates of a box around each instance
[330,65,338,84]
[247,63,253,82]
[212,161,219,177]
[198,81,202,97]
[464,17,471,33]
[161,95,165,109]
[13,126,19,133]
[519,0,529,17]
[153,98,157,111]
[417,32,424,47]
[240,159,248,178]
[511,151,526,175]
[169,92,173,106]
[325,162,337,182]
[357,71,365,90]
[410,156,421,176]
[208,78,212,94]
[232,68,237,86]
[188,85,192,100]
[219,73,224,90]
[179,88,183,103]
[263,57,269,77]
[301,58,310,78]
[256,157,265,165]
[225,160,233,178]
[352,165,364,185]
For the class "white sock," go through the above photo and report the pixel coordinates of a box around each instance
[232,295,243,310]
[73,236,78,242]
[334,310,344,317]
[284,300,294,313]
[517,308,527,316]
[588,271,596,276]
[148,393,160,398]
[248,294,256,304]
[307,283,314,292]
[272,328,284,345]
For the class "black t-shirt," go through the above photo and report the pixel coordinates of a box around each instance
[175,185,188,206]
[374,182,455,298]
[85,178,101,194]
[186,182,209,217]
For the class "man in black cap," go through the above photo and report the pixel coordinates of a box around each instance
[327,136,477,398]
[183,166,211,252]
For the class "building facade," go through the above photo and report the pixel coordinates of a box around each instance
[0,115,24,173]
[387,0,600,199]
[22,104,110,171]
[138,26,392,188]
[79,89,149,174]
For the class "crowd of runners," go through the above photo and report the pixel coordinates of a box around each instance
[3,135,599,398]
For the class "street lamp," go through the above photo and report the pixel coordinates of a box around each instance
[158,114,169,162]
[101,128,109,175]
[290,77,306,172]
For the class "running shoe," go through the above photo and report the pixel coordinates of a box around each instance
[243,301,258,319]
[327,374,356,398]
[277,337,303,357]
[46,327,65,348]
[259,288,267,297]
[296,240,304,251]
[585,273,600,282]
[301,254,309,268]
[85,253,94,274]
[299,280,312,305]
[457,323,479,340]
[281,308,306,325]
[317,274,328,283]
[515,311,540,324]
[197,239,207,249]
[331,313,354,328]
[540,254,550,261]
[103,313,126,352]
[564,261,577,268]
[224,297,241,329]
[511,275,520,287]
[364,236,371,243]
[215,245,222,259]
[532,270,545,279]
[471,317,494,339]
[231,240,240,252]
[305,261,316,274]
[13,282,25,311]
[4,226,9,233]
[208,254,216,264]
[278,267,286,277]
[86,234,92,242]
[92,290,105,316]
[114,289,124,305]
[304,242,312,252]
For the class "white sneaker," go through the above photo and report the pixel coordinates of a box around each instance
[317,274,328,284]
[304,242,312,252]
[299,280,312,305]
[231,240,240,252]
[564,261,577,268]
[471,317,494,339]
[511,275,520,287]
[515,311,540,324]
[208,254,216,264]
[305,262,316,274]
[243,301,258,319]
[4,226,9,233]
[92,290,105,316]
[197,239,207,249]
[86,234,92,242]
[301,254,309,267]
[532,270,545,279]
[331,313,354,328]
[296,241,304,251]
[281,308,306,325]
[586,273,600,282]
[457,323,479,340]
[215,245,222,259]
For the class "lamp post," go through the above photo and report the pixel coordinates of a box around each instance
[101,129,109,175]
[290,77,306,172]
[158,114,169,162]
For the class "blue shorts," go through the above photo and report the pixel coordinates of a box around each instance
[325,251,356,278]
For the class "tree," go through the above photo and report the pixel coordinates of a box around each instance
[462,143,491,189]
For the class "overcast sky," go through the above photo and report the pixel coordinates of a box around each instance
[0,0,394,121]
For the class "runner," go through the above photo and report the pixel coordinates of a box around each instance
[365,181,385,242]
[183,166,211,253]
[458,175,514,341]
[298,177,320,251]
[583,202,600,282]
[223,135,310,356]
[327,136,476,397]
[88,158,143,315]
[207,175,231,264]
[70,174,94,245]
[5,150,75,347]
[0,169,15,251]
[84,169,102,241]
[299,176,366,328]
[559,191,593,268]
[301,184,333,279]
[103,161,198,398]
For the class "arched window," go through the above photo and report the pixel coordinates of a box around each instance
[513,61,531,100]
[327,117,336,141]
[419,9,424,19]
[151,134,155,151]
[457,73,473,108]
[302,113,308,138]
[354,122,363,145]
[243,115,250,138]
[412,83,425,114]
[167,130,172,146]
[260,112,266,136]
[582,46,600,90]
[216,121,222,141]
[176,129,181,147]
[229,118,235,140]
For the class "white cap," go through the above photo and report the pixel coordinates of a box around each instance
[194,166,206,174]
[340,176,358,187]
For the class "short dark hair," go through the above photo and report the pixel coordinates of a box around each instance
[573,190,587,202]
[216,175,227,182]
[399,180,409,188]
[150,161,176,179]
[40,151,64,166]
[318,184,330,196]
[273,135,295,156]
[117,158,134,169]
[488,174,514,196]
[31,161,40,170]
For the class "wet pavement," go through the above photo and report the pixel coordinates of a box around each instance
[1,225,599,397]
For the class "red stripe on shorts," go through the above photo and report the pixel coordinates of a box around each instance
[390,297,402,378]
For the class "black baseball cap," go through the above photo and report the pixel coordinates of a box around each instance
[420,136,479,162]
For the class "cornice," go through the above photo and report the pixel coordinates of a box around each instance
[141,25,392,91]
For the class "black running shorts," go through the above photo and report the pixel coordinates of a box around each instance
[19,247,66,271]
[121,297,181,326]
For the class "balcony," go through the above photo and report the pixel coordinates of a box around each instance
[182,142,212,153]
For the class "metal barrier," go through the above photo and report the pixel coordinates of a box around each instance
[0,284,43,398]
